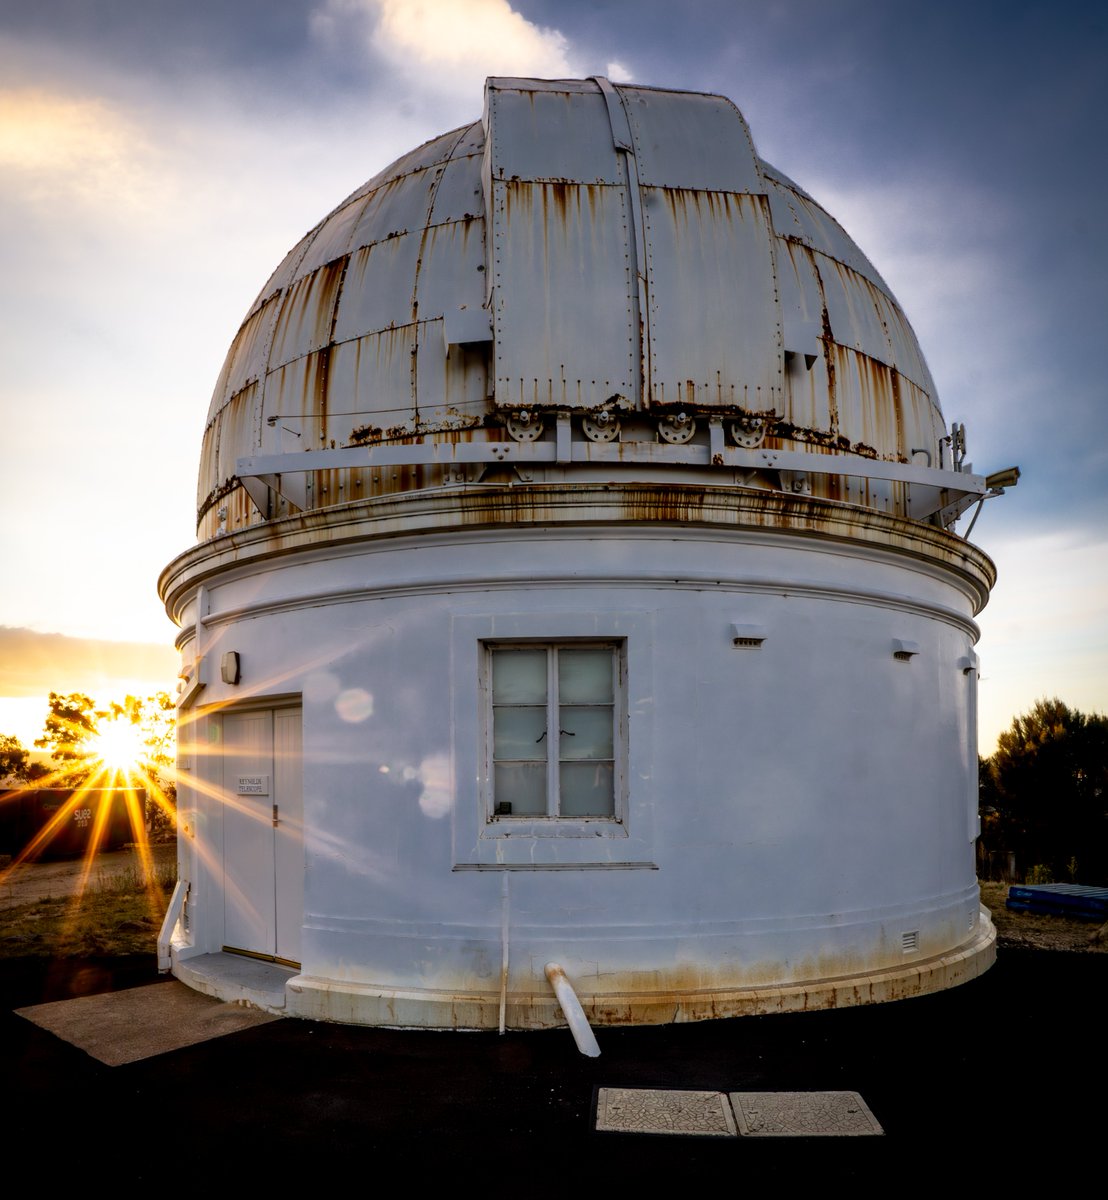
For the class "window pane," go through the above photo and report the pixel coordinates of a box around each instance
[494,763,547,815]
[558,706,613,760]
[559,762,614,816]
[493,706,548,761]
[558,649,613,703]
[492,649,547,703]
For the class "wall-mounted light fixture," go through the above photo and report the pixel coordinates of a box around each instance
[221,651,241,685]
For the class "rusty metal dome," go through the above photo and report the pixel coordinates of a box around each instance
[197,77,976,542]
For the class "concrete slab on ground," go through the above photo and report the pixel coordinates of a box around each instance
[596,1087,737,1135]
[15,978,279,1065]
[730,1090,883,1136]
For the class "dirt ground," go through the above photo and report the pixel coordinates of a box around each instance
[0,842,176,910]
[980,880,1106,952]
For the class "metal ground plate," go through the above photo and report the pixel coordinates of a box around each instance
[729,1091,883,1136]
[596,1087,737,1136]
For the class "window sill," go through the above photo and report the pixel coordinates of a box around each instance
[482,817,628,839]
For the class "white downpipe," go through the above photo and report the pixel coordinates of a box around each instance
[544,962,601,1057]
[498,873,510,1034]
[157,879,189,972]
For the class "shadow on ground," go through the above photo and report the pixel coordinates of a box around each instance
[2,946,1099,1185]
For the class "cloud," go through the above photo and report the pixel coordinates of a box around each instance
[0,87,160,215]
[0,627,178,698]
[312,0,576,99]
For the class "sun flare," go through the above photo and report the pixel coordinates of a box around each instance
[93,717,147,772]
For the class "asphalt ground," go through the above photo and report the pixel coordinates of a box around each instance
[2,947,1101,1187]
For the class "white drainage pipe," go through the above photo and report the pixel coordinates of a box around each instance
[544,962,601,1057]
[157,879,189,972]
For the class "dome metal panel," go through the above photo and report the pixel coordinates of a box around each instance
[346,166,441,256]
[619,86,763,193]
[490,179,638,410]
[415,211,487,318]
[819,255,896,365]
[483,82,624,184]
[267,257,348,373]
[295,197,366,279]
[327,326,419,442]
[640,188,783,412]
[777,239,825,361]
[331,236,420,344]
[425,144,485,225]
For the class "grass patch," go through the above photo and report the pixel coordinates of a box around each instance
[0,863,175,959]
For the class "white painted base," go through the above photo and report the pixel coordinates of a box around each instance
[173,910,995,1029]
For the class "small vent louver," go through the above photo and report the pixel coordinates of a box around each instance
[892,639,919,662]
[901,930,919,954]
[731,623,767,648]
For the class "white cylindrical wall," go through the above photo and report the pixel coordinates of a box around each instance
[169,512,990,1026]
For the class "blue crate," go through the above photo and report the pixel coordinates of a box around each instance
[1006,883,1108,921]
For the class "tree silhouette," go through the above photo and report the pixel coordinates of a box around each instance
[34,692,100,784]
[981,698,1108,883]
[0,733,44,783]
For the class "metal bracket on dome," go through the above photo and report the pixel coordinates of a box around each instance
[240,473,307,515]
[237,443,988,520]
[443,306,493,349]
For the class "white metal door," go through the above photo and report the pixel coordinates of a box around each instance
[273,708,303,963]
[222,707,303,965]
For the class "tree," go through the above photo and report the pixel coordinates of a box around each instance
[980,698,1108,884]
[34,692,100,783]
[1,732,29,782]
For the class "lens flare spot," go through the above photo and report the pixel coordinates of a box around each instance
[417,753,452,818]
[335,688,373,723]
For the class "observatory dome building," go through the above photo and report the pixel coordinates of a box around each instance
[160,77,999,1029]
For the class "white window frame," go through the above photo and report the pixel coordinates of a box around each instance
[483,640,626,824]
[450,610,656,869]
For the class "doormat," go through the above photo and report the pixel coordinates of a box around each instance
[16,980,280,1066]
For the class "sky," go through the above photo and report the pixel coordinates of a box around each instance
[0,0,1104,754]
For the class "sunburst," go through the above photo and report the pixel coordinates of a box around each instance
[0,697,180,927]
